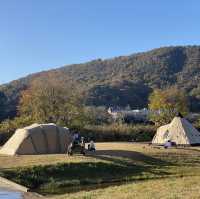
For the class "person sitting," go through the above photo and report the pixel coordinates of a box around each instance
[80,137,86,155]
[73,132,80,145]
[164,140,172,149]
[67,142,73,155]
[88,140,96,151]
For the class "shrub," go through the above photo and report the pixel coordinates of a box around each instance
[0,116,156,144]
[0,116,34,145]
[81,123,156,142]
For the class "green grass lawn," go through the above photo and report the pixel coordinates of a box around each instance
[1,142,200,198]
[59,176,200,199]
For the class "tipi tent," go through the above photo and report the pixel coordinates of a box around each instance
[0,123,72,155]
[152,117,200,145]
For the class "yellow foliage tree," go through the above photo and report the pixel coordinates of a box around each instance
[18,78,86,127]
[148,87,189,125]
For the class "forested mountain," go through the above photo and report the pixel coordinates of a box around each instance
[1,45,200,121]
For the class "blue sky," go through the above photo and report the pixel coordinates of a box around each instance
[0,0,200,84]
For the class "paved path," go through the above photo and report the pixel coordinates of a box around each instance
[23,192,47,199]
[0,178,46,199]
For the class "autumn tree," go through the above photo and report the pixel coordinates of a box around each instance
[148,87,189,125]
[18,78,86,127]
[84,106,110,125]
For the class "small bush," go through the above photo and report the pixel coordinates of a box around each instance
[81,123,156,142]
[0,116,34,145]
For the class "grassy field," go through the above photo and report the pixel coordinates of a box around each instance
[59,176,200,199]
[0,142,200,198]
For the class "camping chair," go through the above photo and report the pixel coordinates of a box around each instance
[67,137,86,156]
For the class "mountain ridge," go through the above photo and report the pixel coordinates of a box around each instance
[1,45,200,121]
[0,45,191,86]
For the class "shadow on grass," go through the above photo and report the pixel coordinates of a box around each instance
[0,150,174,195]
[86,150,172,167]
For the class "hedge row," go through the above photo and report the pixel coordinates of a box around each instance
[0,121,156,146]
[80,123,156,142]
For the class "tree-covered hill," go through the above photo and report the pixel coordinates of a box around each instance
[1,45,200,121]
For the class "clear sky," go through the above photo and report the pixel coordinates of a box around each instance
[0,0,200,84]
